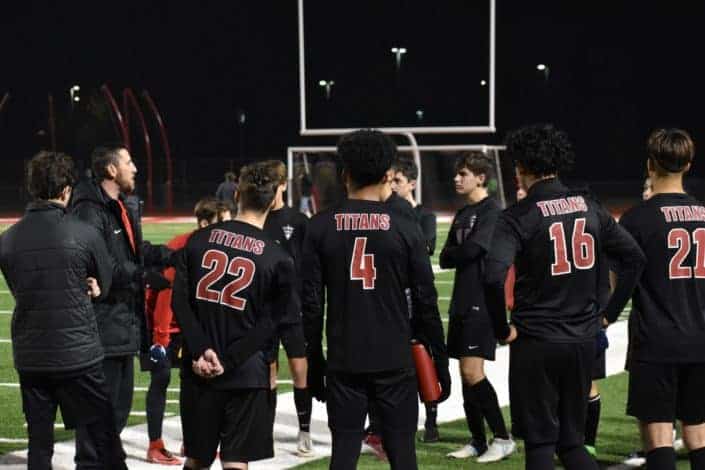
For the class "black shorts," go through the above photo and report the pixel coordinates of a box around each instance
[447,313,496,360]
[627,360,705,424]
[327,368,418,435]
[509,338,594,446]
[592,348,606,380]
[274,323,306,359]
[180,377,274,465]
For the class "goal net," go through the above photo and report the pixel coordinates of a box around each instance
[286,145,515,215]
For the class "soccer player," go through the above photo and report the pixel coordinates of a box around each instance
[441,152,515,462]
[172,163,298,469]
[262,159,315,456]
[484,124,645,470]
[391,157,437,255]
[302,129,451,470]
[143,197,224,465]
[620,128,705,470]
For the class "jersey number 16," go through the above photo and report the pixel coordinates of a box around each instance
[549,218,595,276]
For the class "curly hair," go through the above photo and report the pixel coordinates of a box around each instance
[337,129,396,189]
[238,162,278,212]
[647,128,694,175]
[505,124,574,177]
[27,151,76,200]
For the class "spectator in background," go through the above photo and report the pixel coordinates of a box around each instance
[70,143,171,468]
[216,171,238,209]
[0,152,125,469]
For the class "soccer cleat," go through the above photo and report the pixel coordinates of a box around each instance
[476,437,516,463]
[623,450,646,467]
[363,433,388,461]
[146,447,182,465]
[296,431,316,457]
[420,426,440,443]
[673,428,684,452]
[447,440,487,459]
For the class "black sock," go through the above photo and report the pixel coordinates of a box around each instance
[557,445,598,470]
[585,394,601,447]
[462,383,486,447]
[471,378,509,439]
[690,447,705,470]
[424,402,437,429]
[294,387,312,432]
[647,447,676,470]
[525,442,555,470]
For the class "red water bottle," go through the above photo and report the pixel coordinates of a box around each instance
[411,340,441,403]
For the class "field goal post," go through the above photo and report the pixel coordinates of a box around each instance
[287,144,509,213]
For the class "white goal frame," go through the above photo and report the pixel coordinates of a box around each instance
[298,0,496,136]
[287,144,508,208]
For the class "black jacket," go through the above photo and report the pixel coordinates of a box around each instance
[0,202,112,373]
[69,178,146,357]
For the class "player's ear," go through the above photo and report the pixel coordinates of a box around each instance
[409,179,417,191]
[646,158,654,175]
[106,162,118,180]
[478,173,487,186]
[383,168,394,184]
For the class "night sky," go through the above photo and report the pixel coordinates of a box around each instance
[0,1,703,184]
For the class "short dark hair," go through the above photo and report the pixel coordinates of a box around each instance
[337,129,396,189]
[91,143,128,180]
[238,162,278,212]
[505,124,574,177]
[455,152,494,185]
[27,151,76,200]
[194,196,220,223]
[647,128,695,175]
[392,157,418,181]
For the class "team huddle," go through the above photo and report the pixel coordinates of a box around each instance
[1,124,704,470]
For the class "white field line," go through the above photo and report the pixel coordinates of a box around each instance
[0,339,10,343]
[0,310,12,314]
[0,438,28,444]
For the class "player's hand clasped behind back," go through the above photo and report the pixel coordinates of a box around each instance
[192,348,225,378]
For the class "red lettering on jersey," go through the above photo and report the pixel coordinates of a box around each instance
[370,213,380,230]
[359,213,370,230]
[379,214,391,231]
[209,229,226,244]
[661,207,673,222]
[222,231,236,247]
[536,201,550,216]
[335,214,345,231]
[350,213,361,230]
[253,240,265,255]
[232,234,244,250]
[242,237,255,252]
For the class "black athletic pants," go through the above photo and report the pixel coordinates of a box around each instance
[75,356,134,469]
[19,365,126,470]
[146,357,172,441]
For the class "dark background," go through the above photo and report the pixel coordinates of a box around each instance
[0,1,703,210]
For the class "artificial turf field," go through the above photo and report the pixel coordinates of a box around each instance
[0,220,692,468]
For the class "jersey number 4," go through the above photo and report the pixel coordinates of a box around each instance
[196,249,256,310]
[549,218,595,276]
[668,228,705,279]
[351,237,376,289]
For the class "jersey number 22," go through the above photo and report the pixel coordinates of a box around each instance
[196,249,256,310]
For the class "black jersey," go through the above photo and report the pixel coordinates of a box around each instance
[440,197,501,320]
[620,193,705,363]
[172,220,298,389]
[484,178,645,342]
[415,204,437,256]
[263,205,308,270]
[301,198,447,373]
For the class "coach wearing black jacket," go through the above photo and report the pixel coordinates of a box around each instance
[70,143,169,467]
[0,152,126,469]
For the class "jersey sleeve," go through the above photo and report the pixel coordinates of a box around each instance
[170,247,211,359]
[420,211,437,256]
[440,206,499,269]
[301,223,325,356]
[407,227,448,361]
[483,213,521,340]
[151,266,176,347]
[602,208,646,323]
[87,226,113,303]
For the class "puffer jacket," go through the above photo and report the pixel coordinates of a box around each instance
[0,201,112,373]
[69,178,145,357]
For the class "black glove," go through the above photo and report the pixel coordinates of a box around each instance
[307,350,327,402]
[435,358,452,403]
[143,270,171,291]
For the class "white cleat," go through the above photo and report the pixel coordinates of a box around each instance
[476,437,516,463]
[623,451,646,467]
[296,431,316,457]
[447,442,483,459]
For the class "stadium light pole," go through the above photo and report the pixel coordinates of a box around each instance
[390,47,407,70]
[318,80,335,100]
[69,85,80,109]
[536,63,550,80]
